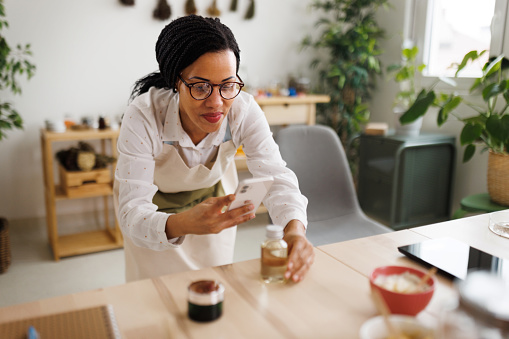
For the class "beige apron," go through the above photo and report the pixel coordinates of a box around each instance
[119,122,239,282]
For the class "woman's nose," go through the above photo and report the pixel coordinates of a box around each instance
[205,86,223,106]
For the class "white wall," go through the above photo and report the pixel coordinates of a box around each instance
[0,0,321,219]
[0,0,485,221]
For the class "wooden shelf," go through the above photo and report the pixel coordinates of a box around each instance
[58,230,122,257]
[54,184,113,200]
[41,128,122,261]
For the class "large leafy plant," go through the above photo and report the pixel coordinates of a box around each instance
[400,50,509,162]
[302,0,389,173]
[386,46,427,109]
[0,0,35,140]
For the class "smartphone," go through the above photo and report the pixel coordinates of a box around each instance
[398,237,509,281]
[228,176,274,214]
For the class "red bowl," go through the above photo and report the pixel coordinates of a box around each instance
[369,266,435,316]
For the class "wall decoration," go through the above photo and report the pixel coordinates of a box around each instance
[244,0,255,19]
[185,0,197,15]
[153,0,172,20]
[230,0,238,12]
[207,0,221,17]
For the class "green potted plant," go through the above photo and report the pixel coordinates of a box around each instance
[301,0,389,176]
[0,0,36,140]
[0,0,36,273]
[386,45,427,136]
[399,50,509,206]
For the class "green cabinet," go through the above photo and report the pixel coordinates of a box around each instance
[357,133,455,230]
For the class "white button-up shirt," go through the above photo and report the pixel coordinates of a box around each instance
[115,88,308,251]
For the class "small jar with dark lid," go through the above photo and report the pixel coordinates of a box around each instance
[188,280,224,322]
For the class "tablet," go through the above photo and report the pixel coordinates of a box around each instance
[398,237,509,281]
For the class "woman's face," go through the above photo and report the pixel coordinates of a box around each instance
[177,50,238,145]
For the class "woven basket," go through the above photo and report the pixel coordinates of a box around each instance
[487,152,509,207]
[0,218,12,274]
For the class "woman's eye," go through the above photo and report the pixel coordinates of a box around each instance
[194,84,210,92]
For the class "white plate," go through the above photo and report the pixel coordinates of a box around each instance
[359,315,434,339]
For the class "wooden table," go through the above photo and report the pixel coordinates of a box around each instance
[1,213,507,338]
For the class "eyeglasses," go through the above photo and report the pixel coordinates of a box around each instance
[178,74,244,100]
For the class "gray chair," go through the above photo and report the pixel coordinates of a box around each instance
[276,124,392,246]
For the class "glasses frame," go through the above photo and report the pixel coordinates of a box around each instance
[178,74,245,100]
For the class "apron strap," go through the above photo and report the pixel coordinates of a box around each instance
[152,181,225,214]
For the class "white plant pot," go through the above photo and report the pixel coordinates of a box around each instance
[393,106,423,137]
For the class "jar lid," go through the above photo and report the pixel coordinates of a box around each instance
[188,280,224,306]
[266,225,284,239]
[458,271,509,330]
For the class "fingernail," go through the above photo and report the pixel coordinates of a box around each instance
[293,275,299,282]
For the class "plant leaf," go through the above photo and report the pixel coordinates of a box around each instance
[437,95,461,126]
[486,115,503,143]
[484,55,504,78]
[455,50,482,76]
[399,90,436,124]
[482,80,508,101]
[460,123,483,145]
[463,144,476,162]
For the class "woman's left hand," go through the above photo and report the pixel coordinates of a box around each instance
[283,220,314,283]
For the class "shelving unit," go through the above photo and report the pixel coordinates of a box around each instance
[40,129,123,261]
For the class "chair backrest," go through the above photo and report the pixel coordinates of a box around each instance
[276,124,360,222]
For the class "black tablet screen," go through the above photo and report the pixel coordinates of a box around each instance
[398,237,508,280]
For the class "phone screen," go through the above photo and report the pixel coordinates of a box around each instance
[398,237,509,280]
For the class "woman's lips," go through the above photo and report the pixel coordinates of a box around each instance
[202,113,222,123]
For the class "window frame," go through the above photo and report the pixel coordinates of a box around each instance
[405,0,509,92]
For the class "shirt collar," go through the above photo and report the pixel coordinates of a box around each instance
[161,92,228,148]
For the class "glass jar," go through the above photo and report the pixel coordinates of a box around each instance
[261,225,288,283]
[187,280,224,322]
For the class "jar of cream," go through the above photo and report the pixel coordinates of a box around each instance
[188,280,224,322]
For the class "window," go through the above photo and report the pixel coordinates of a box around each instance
[407,0,508,82]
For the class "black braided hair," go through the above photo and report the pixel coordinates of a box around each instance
[130,15,241,100]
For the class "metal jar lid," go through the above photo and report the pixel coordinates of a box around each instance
[458,271,509,331]
[188,280,225,306]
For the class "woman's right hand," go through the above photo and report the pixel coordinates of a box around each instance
[165,194,255,238]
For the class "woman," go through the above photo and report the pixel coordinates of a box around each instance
[114,15,314,282]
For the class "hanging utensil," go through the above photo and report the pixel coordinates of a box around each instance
[244,0,255,20]
[207,0,221,17]
[153,0,171,20]
[230,0,238,12]
[185,0,197,15]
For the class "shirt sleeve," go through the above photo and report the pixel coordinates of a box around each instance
[115,104,182,250]
[232,95,308,229]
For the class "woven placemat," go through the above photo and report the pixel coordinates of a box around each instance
[0,305,121,339]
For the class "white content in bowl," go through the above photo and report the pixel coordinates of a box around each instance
[374,271,428,293]
[360,315,435,339]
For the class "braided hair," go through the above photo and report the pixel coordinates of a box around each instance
[131,15,241,100]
